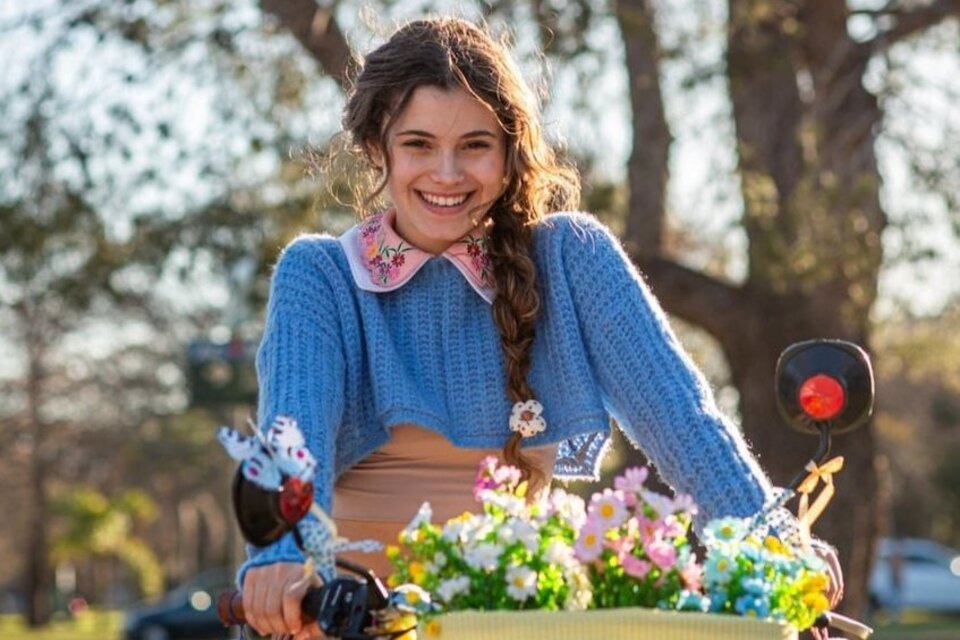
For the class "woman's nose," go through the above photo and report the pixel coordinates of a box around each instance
[430,151,464,183]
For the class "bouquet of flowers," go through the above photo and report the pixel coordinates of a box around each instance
[571,466,703,610]
[389,457,832,634]
[699,517,830,629]
[388,456,591,612]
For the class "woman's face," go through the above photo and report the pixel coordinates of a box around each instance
[381,85,507,254]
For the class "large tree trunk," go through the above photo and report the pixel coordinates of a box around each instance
[724,1,885,616]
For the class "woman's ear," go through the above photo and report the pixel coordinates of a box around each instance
[365,143,385,173]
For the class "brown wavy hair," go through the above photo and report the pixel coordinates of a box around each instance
[343,17,580,489]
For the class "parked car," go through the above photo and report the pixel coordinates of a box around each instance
[869,537,960,614]
[123,568,236,640]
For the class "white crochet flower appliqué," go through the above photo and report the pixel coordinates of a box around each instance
[509,399,547,438]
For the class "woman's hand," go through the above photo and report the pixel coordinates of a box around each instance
[820,545,844,608]
[810,545,844,640]
[242,562,324,639]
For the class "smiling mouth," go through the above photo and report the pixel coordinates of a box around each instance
[417,190,472,207]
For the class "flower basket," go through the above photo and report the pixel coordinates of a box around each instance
[387,459,831,640]
[418,608,797,640]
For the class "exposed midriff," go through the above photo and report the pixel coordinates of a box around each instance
[333,424,558,577]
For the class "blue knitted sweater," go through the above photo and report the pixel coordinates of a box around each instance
[240,211,786,575]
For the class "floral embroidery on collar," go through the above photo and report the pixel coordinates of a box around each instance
[348,209,495,302]
[358,212,416,285]
[456,234,493,288]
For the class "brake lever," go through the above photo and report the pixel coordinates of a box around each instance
[815,611,873,639]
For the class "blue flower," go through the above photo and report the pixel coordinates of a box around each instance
[704,552,736,586]
[703,517,748,548]
[742,576,772,596]
[709,588,729,613]
[676,590,711,612]
[735,594,771,619]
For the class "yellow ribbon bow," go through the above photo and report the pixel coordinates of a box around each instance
[796,456,844,550]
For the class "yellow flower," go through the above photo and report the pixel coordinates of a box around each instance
[382,612,418,634]
[424,619,443,637]
[387,574,401,588]
[763,535,793,557]
[386,545,401,560]
[802,591,829,612]
[398,529,422,544]
[801,573,830,593]
[516,480,528,498]
[409,561,427,585]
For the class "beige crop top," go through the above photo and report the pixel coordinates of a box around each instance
[332,424,558,577]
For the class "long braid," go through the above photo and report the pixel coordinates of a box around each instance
[488,201,544,491]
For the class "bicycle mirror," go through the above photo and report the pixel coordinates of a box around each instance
[231,467,314,547]
[775,339,874,435]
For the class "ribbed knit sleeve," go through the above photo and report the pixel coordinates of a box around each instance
[237,236,347,583]
[548,213,776,529]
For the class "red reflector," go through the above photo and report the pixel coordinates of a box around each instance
[799,374,846,420]
[279,477,314,525]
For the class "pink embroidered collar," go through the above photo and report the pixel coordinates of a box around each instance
[338,209,495,304]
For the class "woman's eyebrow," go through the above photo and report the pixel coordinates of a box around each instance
[394,129,499,139]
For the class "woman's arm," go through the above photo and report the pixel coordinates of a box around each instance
[550,214,776,528]
[237,238,346,635]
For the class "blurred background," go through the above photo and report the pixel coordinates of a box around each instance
[1,1,959,638]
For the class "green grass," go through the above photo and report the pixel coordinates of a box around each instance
[873,622,960,640]
[0,611,122,640]
[870,612,960,640]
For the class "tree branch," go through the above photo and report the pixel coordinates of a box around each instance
[863,0,960,50]
[615,0,670,255]
[631,253,750,351]
[258,0,355,90]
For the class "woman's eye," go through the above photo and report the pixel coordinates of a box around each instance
[465,141,492,150]
[402,139,430,149]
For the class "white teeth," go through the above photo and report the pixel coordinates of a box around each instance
[420,192,468,207]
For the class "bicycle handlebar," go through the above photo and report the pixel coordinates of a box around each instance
[216,587,323,627]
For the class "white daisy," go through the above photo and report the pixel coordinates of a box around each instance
[436,575,471,602]
[464,541,504,572]
[505,565,538,601]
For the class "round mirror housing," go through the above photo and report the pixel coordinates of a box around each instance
[776,339,874,435]
[231,468,293,547]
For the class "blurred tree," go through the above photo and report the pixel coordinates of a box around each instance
[50,487,163,599]
[0,115,151,623]
[0,0,358,624]
[873,305,960,544]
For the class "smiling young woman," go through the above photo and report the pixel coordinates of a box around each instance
[384,85,507,254]
[236,17,842,640]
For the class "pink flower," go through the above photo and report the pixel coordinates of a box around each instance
[473,456,499,500]
[646,535,678,571]
[588,489,628,529]
[661,514,685,539]
[614,466,648,494]
[636,514,660,546]
[574,521,604,562]
[640,489,677,520]
[604,534,634,558]
[672,493,698,516]
[680,556,703,591]
[622,554,652,579]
